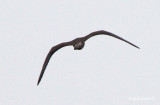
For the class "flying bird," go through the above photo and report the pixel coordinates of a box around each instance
[37,30,139,85]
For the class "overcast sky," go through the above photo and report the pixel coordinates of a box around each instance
[0,0,160,105]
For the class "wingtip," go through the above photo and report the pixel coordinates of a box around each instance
[37,80,40,86]
[130,43,140,49]
[135,46,140,49]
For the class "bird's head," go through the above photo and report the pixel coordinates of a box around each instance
[73,41,85,50]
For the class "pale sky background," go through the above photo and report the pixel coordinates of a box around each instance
[0,0,160,105]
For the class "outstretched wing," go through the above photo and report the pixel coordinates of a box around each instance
[83,30,139,49]
[37,42,72,85]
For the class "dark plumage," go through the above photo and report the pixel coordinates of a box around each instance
[37,30,139,85]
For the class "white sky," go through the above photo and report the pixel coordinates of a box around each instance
[0,0,160,105]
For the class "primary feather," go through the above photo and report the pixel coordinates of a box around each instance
[37,42,72,85]
[83,30,139,49]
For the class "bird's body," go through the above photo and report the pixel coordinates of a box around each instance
[71,37,85,50]
[37,30,139,85]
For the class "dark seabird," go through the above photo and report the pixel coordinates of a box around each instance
[37,30,139,85]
